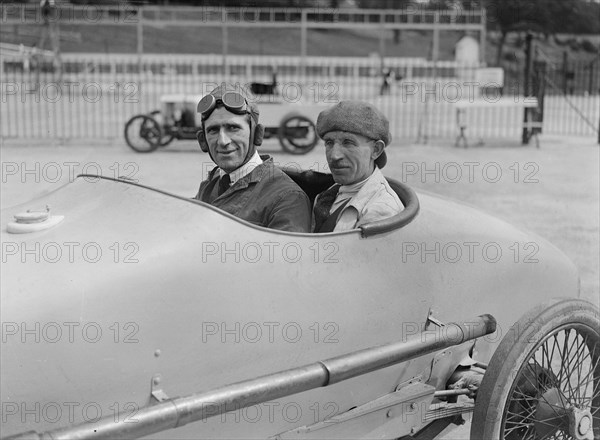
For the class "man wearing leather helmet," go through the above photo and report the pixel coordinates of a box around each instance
[194,84,311,232]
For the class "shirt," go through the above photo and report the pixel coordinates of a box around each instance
[322,167,404,232]
[219,151,263,185]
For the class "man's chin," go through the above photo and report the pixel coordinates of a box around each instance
[331,169,352,185]
[216,157,242,172]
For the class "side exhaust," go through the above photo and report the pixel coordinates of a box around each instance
[5,315,496,440]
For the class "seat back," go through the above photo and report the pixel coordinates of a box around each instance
[281,168,334,206]
[360,177,420,237]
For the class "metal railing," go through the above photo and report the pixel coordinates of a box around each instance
[1,4,486,27]
[1,53,598,141]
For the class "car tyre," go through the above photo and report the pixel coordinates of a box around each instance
[277,112,318,155]
[124,114,161,153]
[471,298,599,440]
[150,110,175,147]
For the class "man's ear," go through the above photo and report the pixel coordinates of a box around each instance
[371,140,385,161]
[253,123,264,146]
[196,128,209,152]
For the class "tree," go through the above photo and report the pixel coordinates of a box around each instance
[483,0,585,66]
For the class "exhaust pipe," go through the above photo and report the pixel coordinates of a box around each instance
[5,314,496,440]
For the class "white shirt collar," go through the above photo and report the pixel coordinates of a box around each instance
[331,169,374,212]
[219,151,263,184]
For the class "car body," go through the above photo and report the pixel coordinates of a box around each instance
[1,171,597,440]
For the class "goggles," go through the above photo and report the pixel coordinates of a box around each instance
[197,91,248,120]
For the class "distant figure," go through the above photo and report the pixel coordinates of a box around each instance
[19,44,30,73]
[41,0,54,24]
[379,68,393,96]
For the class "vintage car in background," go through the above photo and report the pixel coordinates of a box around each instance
[1,168,598,440]
[123,80,323,155]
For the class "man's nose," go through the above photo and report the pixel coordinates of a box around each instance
[217,128,230,146]
[328,143,344,161]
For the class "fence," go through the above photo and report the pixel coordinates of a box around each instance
[1,53,599,141]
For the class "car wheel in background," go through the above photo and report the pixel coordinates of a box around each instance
[277,113,319,155]
[124,114,161,153]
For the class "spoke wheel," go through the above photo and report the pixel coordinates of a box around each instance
[471,299,599,440]
[277,113,318,155]
[150,110,175,147]
[124,114,161,153]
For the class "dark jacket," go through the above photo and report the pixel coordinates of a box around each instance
[195,157,312,233]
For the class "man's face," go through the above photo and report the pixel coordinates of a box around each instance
[204,107,252,173]
[324,131,379,185]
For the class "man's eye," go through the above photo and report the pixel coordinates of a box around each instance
[324,140,333,147]
[343,140,355,146]
[207,127,219,135]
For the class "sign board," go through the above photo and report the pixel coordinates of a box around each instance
[475,68,504,88]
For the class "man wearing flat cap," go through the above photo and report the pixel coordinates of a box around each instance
[313,101,403,233]
[194,84,311,232]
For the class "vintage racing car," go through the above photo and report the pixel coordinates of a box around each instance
[124,83,323,155]
[1,168,598,440]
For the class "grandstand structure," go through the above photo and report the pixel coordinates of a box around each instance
[1,3,487,63]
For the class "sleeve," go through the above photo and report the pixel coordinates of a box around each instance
[356,198,403,228]
[267,190,312,233]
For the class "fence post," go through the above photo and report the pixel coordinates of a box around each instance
[137,7,143,60]
[589,59,596,96]
[300,9,307,77]
[522,33,533,144]
[222,8,228,79]
[479,8,486,64]
[432,13,440,62]
[533,60,546,136]
[562,51,568,95]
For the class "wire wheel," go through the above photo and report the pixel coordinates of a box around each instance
[471,299,599,440]
[149,110,175,147]
[124,114,161,153]
[277,113,318,155]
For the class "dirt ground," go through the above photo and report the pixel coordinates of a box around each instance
[1,134,598,439]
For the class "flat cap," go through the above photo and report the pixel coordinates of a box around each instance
[316,101,391,168]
